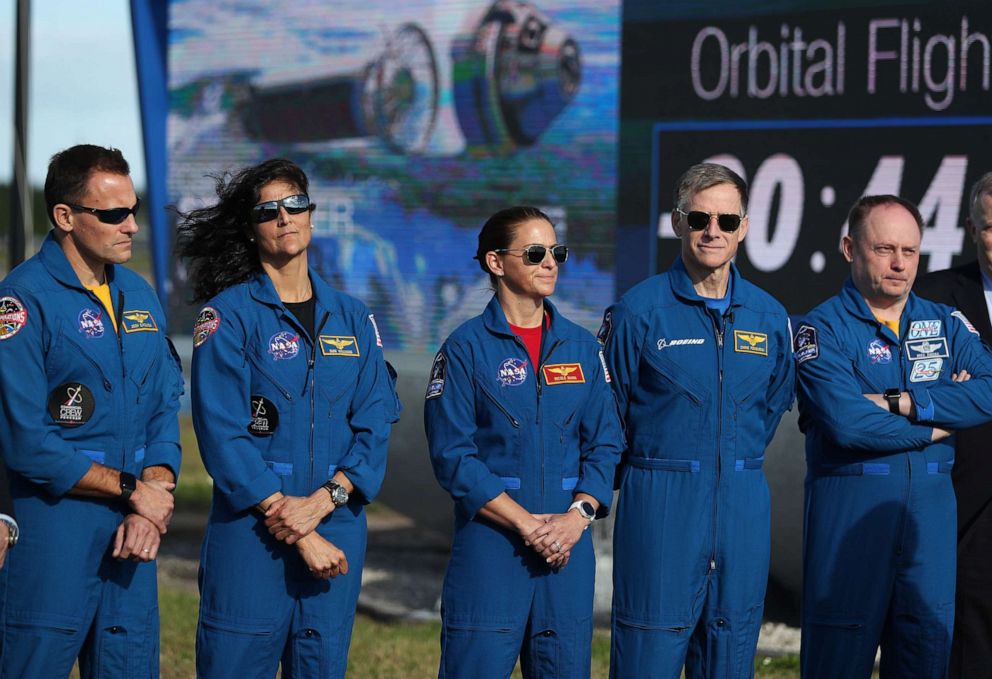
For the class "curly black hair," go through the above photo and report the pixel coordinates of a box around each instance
[176,158,311,303]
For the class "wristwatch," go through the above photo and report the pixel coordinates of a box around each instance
[0,517,17,548]
[569,500,596,521]
[884,388,902,414]
[119,471,137,502]
[321,480,350,507]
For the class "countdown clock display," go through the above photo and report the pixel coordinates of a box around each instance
[650,118,992,313]
[622,0,992,314]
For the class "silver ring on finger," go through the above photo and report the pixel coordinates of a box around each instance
[553,541,562,552]
[143,549,150,553]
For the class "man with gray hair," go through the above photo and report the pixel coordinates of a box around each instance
[914,172,992,677]
[600,163,795,677]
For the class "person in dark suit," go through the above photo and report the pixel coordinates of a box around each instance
[914,171,992,679]
[0,462,18,569]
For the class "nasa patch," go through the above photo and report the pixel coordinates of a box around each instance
[77,308,106,339]
[193,307,221,348]
[248,395,279,436]
[319,335,359,357]
[121,309,159,333]
[543,363,586,386]
[47,382,95,427]
[0,296,27,340]
[596,311,612,345]
[497,357,528,387]
[910,358,943,383]
[268,331,301,360]
[426,352,446,399]
[794,324,818,364]
[369,314,383,347]
[908,320,941,340]
[867,338,892,364]
[952,310,980,336]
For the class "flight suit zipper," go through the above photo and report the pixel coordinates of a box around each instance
[537,339,562,509]
[307,313,330,487]
[708,309,730,574]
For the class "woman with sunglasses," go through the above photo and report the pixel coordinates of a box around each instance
[424,206,623,678]
[177,158,399,679]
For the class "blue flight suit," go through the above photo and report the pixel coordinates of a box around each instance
[424,296,623,679]
[190,271,399,679]
[796,279,992,678]
[0,233,182,678]
[602,257,794,678]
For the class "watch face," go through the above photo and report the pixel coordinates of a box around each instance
[331,485,349,506]
[579,501,595,519]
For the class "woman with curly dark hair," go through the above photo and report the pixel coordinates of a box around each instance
[178,158,399,678]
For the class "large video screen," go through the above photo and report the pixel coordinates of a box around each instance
[168,0,619,351]
[621,0,992,312]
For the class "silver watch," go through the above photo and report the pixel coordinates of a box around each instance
[0,517,18,547]
[568,500,596,521]
[322,480,350,507]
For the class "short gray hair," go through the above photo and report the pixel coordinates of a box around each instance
[673,163,749,215]
[969,172,992,225]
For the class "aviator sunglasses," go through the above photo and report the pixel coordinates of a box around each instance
[68,199,141,225]
[251,194,314,223]
[676,208,744,233]
[495,244,569,265]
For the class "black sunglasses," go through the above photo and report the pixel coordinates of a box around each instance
[495,244,569,265]
[68,199,141,225]
[251,194,313,223]
[676,208,743,233]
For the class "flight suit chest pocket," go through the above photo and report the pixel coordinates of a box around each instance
[636,350,707,459]
[475,381,521,477]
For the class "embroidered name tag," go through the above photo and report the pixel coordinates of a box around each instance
[543,363,586,385]
[734,330,768,356]
[319,335,360,357]
[122,310,159,333]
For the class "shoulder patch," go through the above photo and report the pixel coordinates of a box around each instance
[121,309,159,333]
[426,352,446,399]
[596,310,613,345]
[368,314,383,348]
[193,307,221,348]
[794,324,819,364]
[0,296,28,340]
[952,310,980,336]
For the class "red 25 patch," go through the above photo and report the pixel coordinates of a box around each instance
[542,363,585,385]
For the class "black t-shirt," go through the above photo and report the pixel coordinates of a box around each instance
[284,296,316,342]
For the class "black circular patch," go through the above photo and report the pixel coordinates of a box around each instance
[248,395,279,436]
[47,382,95,427]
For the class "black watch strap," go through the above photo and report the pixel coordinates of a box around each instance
[120,471,137,502]
[884,388,901,414]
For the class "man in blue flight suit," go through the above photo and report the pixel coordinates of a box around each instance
[601,163,795,677]
[796,194,992,678]
[0,145,182,678]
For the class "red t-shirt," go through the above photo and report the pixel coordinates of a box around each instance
[509,313,549,369]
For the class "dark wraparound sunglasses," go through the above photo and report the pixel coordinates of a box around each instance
[676,208,744,233]
[68,199,141,225]
[495,244,569,265]
[251,194,314,223]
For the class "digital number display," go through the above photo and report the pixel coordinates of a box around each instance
[620,0,992,312]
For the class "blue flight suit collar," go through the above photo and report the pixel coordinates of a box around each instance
[37,231,117,291]
[838,276,918,344]
[245,267,337,313]
[667,256,742,310]
[480,294,563,346]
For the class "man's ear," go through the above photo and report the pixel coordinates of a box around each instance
[52,204,74,233]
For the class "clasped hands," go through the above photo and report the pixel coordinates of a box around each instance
[519,510,590,569]
[263,490,348,580]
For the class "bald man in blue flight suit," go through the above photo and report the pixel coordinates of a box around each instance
[602,163,795,678]
[797,194,992,678]
[0,145,181,678]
